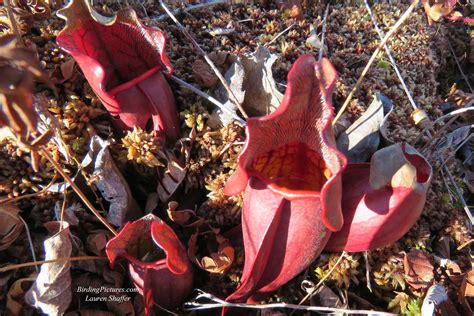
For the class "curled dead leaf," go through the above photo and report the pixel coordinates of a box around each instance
[193,59,219,88]
[157,155,187,202]
[82,135,141,228]
[460,269,474,300]
[193,51,233,88]
[0,203,23,251]
[11,0,51,21]
[166,201,191,225]
[5,277,36,316]
[188,231,234,274]
[25,221,72,315]
[86,229,113,256]
[403,250,434,290]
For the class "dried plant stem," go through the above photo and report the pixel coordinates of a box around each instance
[448,41,473,93]
[0,208,38,272]
[364,0,418,111]
[159,0,249,120]
[364,251,372,292]
[0,173,58,205]
[154,0,226,21]
[169,75,245,125]
[266,23,295,46]
[0,256,107,273]
[298,251,347,305]
[443,161,474,225]
[333,0,419,125]
[40,148,118,236]
[457,239,474,251]
[318,2,330,61]
[185,289,396,315]
[4,0,24,46]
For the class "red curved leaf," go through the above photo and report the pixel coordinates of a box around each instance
[325,143,432,252]
[224,55,346,304]
[105,214,193,313]
[56,0,179,141]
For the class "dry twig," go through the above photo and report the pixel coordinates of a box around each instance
[333,0,419,125]
[159,0,249,120]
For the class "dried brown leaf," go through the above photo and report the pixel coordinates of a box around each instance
[157,156,186,202]
[188,232,234,274]
[403,250,434,290]
[5,277,35,316]
[25,221,72,315]
[460,270,474,314]
[86,229,112,256]
[0,203,23,251]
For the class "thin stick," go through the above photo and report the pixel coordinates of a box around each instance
[169,75,245,126]
[4,0,24,46]
[457,239,474,251]
[184,289,396,315]
[159,0,249,120]
[364,251,372,292]
[0,256,107,273]
[364,0,418,111]
[318,2,330,61]
[266,23,295,46]
[40,148,118,236]
[444,162,474,225]
[0,208,38,272]
[0,173,58,205]
[333,0,419,125]
[298,251,347,305]
[59,189,67,230]
[448,41,474,93]
[153,0,226,21]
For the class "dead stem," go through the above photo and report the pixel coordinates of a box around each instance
[4,0,24,46]
[457,239,474,251]
[364,251,372,292]
[184,289,396,315]
[448,41,474,93]
[0,173,59,205]
[159,0,249,120]
[266,22,295,47]
[39,148,118,236]
[318,2,330,61]
[154,0,226,21]
[364,0,418,111]
[298,251,347,305]
[333,0,419,125]
[0,208,38,272]
[59,188,67,230]
[169,74,245,125]
[0,256,107,273]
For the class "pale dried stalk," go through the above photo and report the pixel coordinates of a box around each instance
[333,0,419,125]
[318,2,330,61]
[0,256,107,273]
[4,0,24,46]
[0,173,58,205]
[40,148,118,235]
[298,251,347,305]
[448,41,473,93]
[364,0,418,111]
[169,75,245,125]
[0,208,38,271]
[159,0,249,119]
[154,0,226,21]
[266,23,295,46]
[185,289,396,315]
